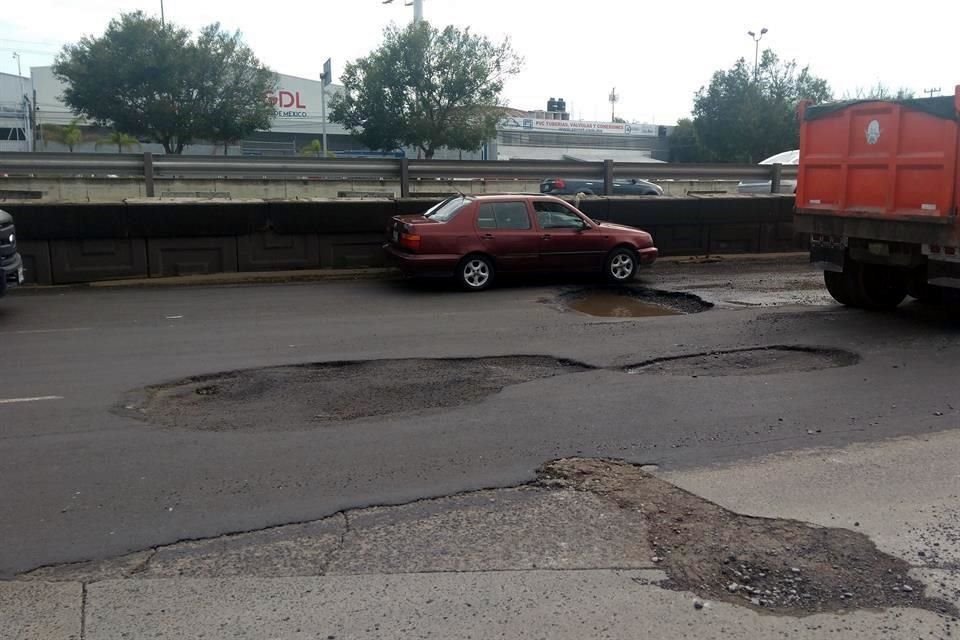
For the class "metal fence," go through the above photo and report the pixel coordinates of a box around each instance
[0,152,795,197]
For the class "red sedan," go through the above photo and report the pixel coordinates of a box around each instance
[384,194,657,291]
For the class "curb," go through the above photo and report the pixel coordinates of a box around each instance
[17,253,808,291]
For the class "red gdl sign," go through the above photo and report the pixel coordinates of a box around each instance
[265,90,307,109]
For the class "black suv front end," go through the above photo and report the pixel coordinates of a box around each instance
[0,209,24,297]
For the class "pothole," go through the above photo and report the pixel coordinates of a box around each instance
[119,356,591,431]
[626,346,859,377]
[559,287,712,318]
[538,458,958,618]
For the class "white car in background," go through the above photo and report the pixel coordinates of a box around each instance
[737,149,799,194]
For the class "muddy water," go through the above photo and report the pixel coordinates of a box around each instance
[568,292,681,318]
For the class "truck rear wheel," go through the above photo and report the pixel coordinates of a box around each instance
[824,270,855,306]
[857,263,908,310]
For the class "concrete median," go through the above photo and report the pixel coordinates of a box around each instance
[2,195,800,285]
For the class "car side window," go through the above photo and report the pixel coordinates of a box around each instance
[534,202,587,230]
[477,204,497,229]
[477,202,531,231]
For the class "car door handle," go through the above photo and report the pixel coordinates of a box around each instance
[541,234,552,240]
[481,233,495,239]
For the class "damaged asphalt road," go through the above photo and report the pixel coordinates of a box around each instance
[18,458,958,621]
[2,257,960,583]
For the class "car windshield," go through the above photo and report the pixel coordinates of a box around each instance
[424,196,469,222]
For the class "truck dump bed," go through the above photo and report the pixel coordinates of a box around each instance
[796,89,960,222]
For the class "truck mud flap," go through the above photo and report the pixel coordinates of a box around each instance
[810,237,845,272]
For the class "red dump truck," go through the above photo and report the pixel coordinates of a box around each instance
[795,87,960,309]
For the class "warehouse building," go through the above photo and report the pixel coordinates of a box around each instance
[16,68,670,161]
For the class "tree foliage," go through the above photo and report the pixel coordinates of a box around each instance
[331,22,521,159]
[677,50,832,163]
[668,118,704,163]
[95,131,141,153]
[53,12,276,154]
[43,118,84,151]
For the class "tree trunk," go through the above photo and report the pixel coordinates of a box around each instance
[175,142,185,154]
[224,142,229,156]
[423,148,435,159]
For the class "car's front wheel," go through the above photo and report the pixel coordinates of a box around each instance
[605,247,638,283]
[457,254,494,291]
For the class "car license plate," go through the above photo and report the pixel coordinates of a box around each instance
[17,266,24,284]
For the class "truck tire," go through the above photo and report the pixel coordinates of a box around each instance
[824,270,855,306]
[856,263,908,310]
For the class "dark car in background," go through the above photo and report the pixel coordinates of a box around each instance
[0,209,23,298]
[383,194,657,291]
[540,177,663,197]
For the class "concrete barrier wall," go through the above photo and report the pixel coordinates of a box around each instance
[3,195,799,285]
[0,177,739,202]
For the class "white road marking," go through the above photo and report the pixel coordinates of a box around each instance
[165,315,184,320]
[0,395,64,405]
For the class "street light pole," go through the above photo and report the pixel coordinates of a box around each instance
[747,27,768,80]
[382,0,424,24]
[160,0,165,26]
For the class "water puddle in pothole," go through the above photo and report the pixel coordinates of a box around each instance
[559,288,712,318]
[568,292,681,318]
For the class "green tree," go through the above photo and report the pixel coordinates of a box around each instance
[668,118,707,163]
[300,139,334,158]
[688,50,832,163]
[331,22,521,159]
[193,24,277,155]
[43,118,84,151]
[96,131,141,153]
[53,12,276,154]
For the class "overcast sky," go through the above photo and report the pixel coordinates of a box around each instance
[1,0,956,124]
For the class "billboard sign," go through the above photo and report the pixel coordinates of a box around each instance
[499,116,657,137]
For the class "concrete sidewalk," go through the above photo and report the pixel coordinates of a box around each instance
[6,570,954,640]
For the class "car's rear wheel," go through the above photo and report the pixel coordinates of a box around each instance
[457,255,494,291]
[605,247,638,283]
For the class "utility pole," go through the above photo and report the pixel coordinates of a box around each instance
[160,0,165,25]
[747,27,768,80]
[382,0,423,24]
[320,58,332,156]
[609,87,619,122]
[12,52,30,152]
[923,87,941,98]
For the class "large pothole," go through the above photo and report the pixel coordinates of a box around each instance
[119,356,591,431]
[558,287,712,318]
[626,346,859,377]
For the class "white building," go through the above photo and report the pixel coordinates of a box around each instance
[28,66,352,155]
[0,72,32,152]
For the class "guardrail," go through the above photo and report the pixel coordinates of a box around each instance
[0,152,795,197]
